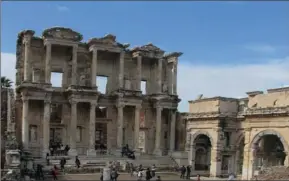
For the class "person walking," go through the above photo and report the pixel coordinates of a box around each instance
[75,156,80,168]
[151,164,156,178]
[180,165,186,179]
[186,165,191,179]
[145,168,152,181]
[110,168,119,181]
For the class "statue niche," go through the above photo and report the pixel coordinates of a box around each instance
[50,104,62,123]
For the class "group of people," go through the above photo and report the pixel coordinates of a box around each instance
[49,141,70,156]
[121,144,136,160]
[179,165,192,179]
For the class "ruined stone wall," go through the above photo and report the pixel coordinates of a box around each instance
[248,90,289,108]
[189,99,220,113]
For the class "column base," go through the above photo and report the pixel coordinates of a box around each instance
[153,149,163,156]
[68,149,78,156]
[86,149,96,156]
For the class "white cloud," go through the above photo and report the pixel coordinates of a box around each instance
[244,44,276,53]
[56,5,69,12]
[2,52,289,112]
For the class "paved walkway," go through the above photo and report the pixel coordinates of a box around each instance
[58,173,182,180]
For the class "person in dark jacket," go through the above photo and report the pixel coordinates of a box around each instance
[145,168,152,181]
[110,168,119,181]
[60,158,66,171]
[186,165,191,179]
[75,156,80,168]
[180,165,186,179]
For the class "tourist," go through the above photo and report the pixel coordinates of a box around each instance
[60,158,66,172]
[137,170,143,181]
[196,174,201,181]
[145,168,152,181]
[180,165,186,179]
[75,156,81,168]
[100,172,103,181]
[138,164,143,171]
[129,162,134,177]
[110,168,119,181]
[51,165,58,180]
[151,164,156,177]
[186,165,191,179]
[156,176,161,181]
[64,145,70,155]
[46,153,50,166]
[36,164,44,180]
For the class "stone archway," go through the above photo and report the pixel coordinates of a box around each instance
[190,131,214,172]
[250,129,288,170]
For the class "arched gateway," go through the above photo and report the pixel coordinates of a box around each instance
[190,131,214,175]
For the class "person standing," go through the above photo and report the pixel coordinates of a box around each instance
[180,165,186,179]
[75,156,80,168]
[145,168,152,181]
[137,170,143,181]
[151,164,156,178]
[186,165,191,179]
[110,168,119,181]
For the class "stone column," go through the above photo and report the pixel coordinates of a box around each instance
[87,102,97,156]
[90,47,98,87]
[157,59,163,93]
[134,105,141,150]
[71,45,78,86]
[284,152,289,166]
[136,56,142,90]
[22,97,29,149]
[45,42,52,84]
[117,104,124,148]
[154,105,163,155]
[23,35,33,82]
[68,100,78,156]
[119,52,125,88]
[173,61,178,94]
[42,99,51,158]
[210,148,222,177]
[189,144,196,170]
[169,109,176,152]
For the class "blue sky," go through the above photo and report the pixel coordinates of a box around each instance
[1,2,289,111]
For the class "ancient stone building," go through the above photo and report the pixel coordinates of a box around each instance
[182,88,289,179]
[14,27,184,158]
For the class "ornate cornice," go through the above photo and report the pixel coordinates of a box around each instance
[42,27,83,42]
[242,106,289,117]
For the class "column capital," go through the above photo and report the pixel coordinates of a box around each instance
[116,103,125,108]
[89,45,98,52]
[72,44,78,49]
[22,37,31,45]
[22,96,29,103]
[135,104,142,110]
[43,40,52,47]
[44,99,51,104]
[69,99,78,105]
[90,101,98,107]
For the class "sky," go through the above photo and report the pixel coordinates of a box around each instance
[1,1,289,112]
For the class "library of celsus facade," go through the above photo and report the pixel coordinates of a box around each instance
[182,88,289,179]
[15,27,185,158]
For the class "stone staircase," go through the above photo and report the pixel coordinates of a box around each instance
[33,154,178,171]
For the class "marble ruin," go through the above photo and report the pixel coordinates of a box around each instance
[14,27,186,159]
[182,88,289,179]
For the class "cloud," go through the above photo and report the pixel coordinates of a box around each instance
[244,44,276,54]
[2,52,289,112]
[56,5,69,12]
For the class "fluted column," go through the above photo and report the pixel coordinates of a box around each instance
[22,97,29,149]
[90,46,98,87]
[169,109,176,151]
[134,105,141,150]
[157,59,163,93]
[43,99,51,158]
[68,100,78,156]
[119,52,125,88]
[45,42,51,84]
[23,37,32,82]
[117,104,124,148]
[154,104,163,155]
[136,56,142,90]
[71,45,78,86]
[87,102,97,156]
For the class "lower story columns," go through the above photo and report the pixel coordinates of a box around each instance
[169,109,176,152]
[153,105,163,156]
[87,102,97,156]
[117,104,124,149]
[42,99,51,158]
[68,100,78,156]
[22,97,29,150]
[134,105,141,155]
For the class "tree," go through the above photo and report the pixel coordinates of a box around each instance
[1,76,13,88]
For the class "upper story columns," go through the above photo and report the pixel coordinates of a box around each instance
[89,45,98,88]
[119,51,125,89]
[21,30,35,82]
[165,52,183,95]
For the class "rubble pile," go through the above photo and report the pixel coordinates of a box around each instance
[257,166,289,180]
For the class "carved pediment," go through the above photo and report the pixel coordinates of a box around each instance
[42,27,83,42]
[131,43,164,53]
[88,34,130,50]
